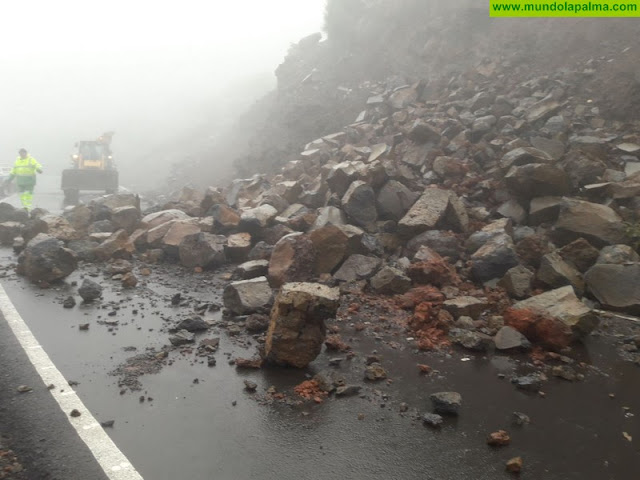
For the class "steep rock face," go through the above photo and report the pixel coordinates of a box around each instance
[265,283,340,368]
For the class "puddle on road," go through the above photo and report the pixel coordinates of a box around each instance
[0,254,639,480]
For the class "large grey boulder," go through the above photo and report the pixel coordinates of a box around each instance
[554,199,625,247]
[160,221,201,256]
[406,230,462,261]
[111,206,141,234]
[40,215,78,242]
[596,245,640,265]
[499,265,534,299]
[408,120,441,144]
[309,226,348,274]
[470,233,519,282]
[511,286,598,336]
[443,297,489,319]
[585,263,640,314]
[234,260,269,280]
[239,204,278,233]
[223,277,273,315]
[537,252,585,296]
[141,209,190,230]
[326,162,365,197]
[268,233,316,288]
[494,326,531,351]
[94,230,135,261]
[342,181,377,231]
[178,233,227,269]
[312,206,347,230]
[398,188,468,237]
[466,218,513,254]
[505,164,571,199]
[91,193,139,213]
[370,266,411,294]
[528,196,563,225]
[17,234,77,283]
[333,255,381,282]
[265,283,340,368]
[376,180,418,221]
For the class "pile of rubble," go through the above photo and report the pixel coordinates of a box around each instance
[2,65,640,369]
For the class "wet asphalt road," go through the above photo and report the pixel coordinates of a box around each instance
[0,178,639,480]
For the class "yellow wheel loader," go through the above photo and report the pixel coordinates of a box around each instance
[61,132,119,204]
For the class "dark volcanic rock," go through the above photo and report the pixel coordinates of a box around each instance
[470,233,519,282]
[430,392,462,415]
[422,413,444,428]
[584,263,640,314]
[176,316,209,332]
[17,234,78,283]
[78,279,103,302]
[494,326,531,351]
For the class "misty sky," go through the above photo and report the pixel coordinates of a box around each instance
[0,0,325,189]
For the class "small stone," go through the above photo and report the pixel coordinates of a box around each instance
[487,430,511,446]
[17,385,32,393]
[329,357,344,366]
[63,296,76,309]
[494,326,531,351]
[422,413,444,428]
[244,380,258,392]
[70,409,81,417]
[101,420,115,428]
[512,373,545,392]
[79,323,89,331]
[513,412,531,425]
[430,392,462,415]
[417,364,432,374]
[121,272,138,288]
[399,402,409,413]
[357,413,365,420]
[551,365,577,381]
[78,279,102,302]
[176,316,209,332]
[364,363,387,381]
[506,457,523,474]
[336,385,362,397]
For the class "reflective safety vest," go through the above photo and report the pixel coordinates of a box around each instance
[11,156,42,177]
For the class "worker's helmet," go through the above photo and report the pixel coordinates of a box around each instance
[18,148,27,154]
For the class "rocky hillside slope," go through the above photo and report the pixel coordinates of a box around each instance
[199,0,640,182]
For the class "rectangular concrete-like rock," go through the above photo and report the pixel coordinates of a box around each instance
[511,286,598,336]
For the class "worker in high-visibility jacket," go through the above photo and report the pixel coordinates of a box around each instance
[6,149,43,211]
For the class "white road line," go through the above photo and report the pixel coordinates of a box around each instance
[0,283,144,480]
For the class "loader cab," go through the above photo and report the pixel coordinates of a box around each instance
[62,133,119,204]
[72,141,114,170]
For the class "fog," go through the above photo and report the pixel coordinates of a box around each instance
[0,0,325,190]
